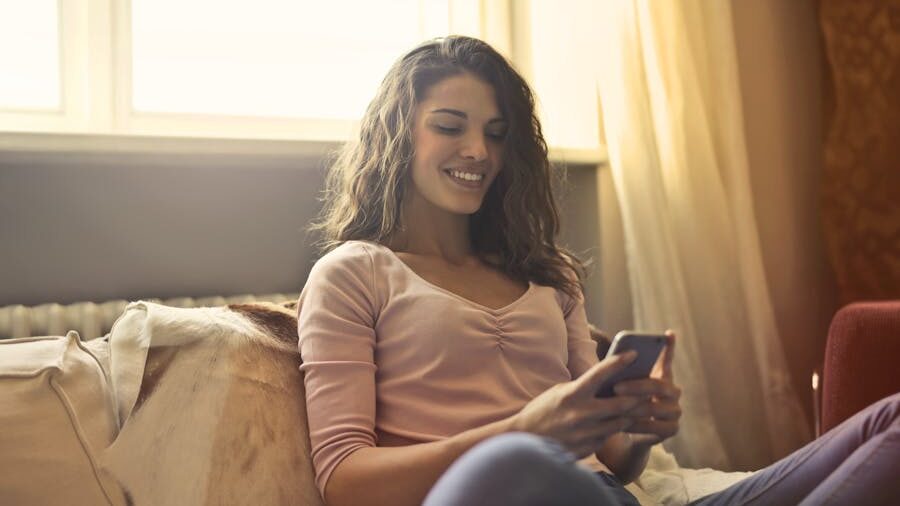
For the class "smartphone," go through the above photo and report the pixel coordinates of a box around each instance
[594,331,667,398]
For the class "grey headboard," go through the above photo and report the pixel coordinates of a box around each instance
[0,147,326,307]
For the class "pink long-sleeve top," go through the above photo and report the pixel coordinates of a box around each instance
[297,240,605,498]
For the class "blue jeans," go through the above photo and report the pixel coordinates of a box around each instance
[690,392,900,505]
[423,393,900,505]
[422,431,639,505]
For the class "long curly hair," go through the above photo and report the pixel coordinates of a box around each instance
[310,36,585,297]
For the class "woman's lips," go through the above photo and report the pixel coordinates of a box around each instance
[443,169,486,189]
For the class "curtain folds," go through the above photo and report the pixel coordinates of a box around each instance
[594,1,811,470]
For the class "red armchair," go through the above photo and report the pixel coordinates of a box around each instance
[820,301,900,434]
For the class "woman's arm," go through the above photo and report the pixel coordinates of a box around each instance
[325,415,516,506]
[326,354,643,506]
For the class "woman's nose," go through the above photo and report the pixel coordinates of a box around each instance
[459,132,488,161]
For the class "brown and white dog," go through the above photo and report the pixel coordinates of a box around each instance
[101,301,324,506]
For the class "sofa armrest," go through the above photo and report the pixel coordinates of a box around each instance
[821,300,900,433]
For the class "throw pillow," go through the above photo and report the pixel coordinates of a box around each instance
[0,331,126,505]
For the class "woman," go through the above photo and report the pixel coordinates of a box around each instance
[298,36,899,506]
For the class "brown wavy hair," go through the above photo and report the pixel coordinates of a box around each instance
[310,36,585,297]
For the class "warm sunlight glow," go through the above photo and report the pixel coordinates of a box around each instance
[529,0,601,150]
[130,0,450,120]
[0,0,60,110]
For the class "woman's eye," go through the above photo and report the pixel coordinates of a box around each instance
[435,125,462,134]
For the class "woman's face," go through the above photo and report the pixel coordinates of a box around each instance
[407,72,507,216]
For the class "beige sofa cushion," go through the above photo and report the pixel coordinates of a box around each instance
[102,301,324,506]
[0,331,125,506]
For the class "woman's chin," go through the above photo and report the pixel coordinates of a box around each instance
[445,198,486,216]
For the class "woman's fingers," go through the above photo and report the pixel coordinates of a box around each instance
[562,416,635,458]
[569,396,643,428]
[594,395,645,415]
[662,330,676,380]
[598,416,635,435]
[572,351,637,398]
[627,417,679,439]
[614,378,681,400]
[582,416,635,443]
[625,401,682,420]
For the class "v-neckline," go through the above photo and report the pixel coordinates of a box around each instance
[366,241,534,314]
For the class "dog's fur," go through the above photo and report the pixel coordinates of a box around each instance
[101,302,324,506]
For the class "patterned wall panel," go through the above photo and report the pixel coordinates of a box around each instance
[819,0,900,304]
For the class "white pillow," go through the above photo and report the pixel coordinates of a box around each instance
[0,331,126,506]
[635,444,755,505]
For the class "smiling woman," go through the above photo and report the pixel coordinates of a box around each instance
[409,74,506,215]
[310,35,580,296]
[298,36,641,506]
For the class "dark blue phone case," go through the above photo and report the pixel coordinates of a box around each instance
[595,332,667,398]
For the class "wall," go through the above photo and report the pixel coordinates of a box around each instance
[557,162,621,331]
[732,0,839,426]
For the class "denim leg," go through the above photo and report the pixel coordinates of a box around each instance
[799,395,900,505]
[422,432,635,506]
[690,392,900,506]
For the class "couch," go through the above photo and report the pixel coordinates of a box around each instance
[1,299,896,505]
[820,300,900,433]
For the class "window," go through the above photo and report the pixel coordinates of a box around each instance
[0,0,60,111]
[132,1,427,120]
[0,0,604,160]
[525,0,602,152]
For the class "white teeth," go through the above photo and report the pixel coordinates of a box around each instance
[449,169,484,182]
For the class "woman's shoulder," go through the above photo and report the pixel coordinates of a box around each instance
[545,273,584,313]
[312,240,373,270]
[309,240,395,279]
[302,241,386,300]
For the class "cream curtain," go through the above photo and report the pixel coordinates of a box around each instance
[593,1,811,470]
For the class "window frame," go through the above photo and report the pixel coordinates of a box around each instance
[0,0,606,164]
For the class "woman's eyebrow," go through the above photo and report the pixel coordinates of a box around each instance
[430,108,506,123]
[430,108,467,118]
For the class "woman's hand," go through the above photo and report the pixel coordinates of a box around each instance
[615,331,681,447]
[510,351,644,459]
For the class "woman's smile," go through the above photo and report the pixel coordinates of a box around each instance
[443,167,487,190]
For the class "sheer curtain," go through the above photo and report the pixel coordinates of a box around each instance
[593,1,811,470]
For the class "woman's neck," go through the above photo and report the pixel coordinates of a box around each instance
[389,193,473,264]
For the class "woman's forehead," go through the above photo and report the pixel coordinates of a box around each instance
[419,73,501,120]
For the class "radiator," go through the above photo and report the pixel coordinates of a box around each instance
[0,293,300,340]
